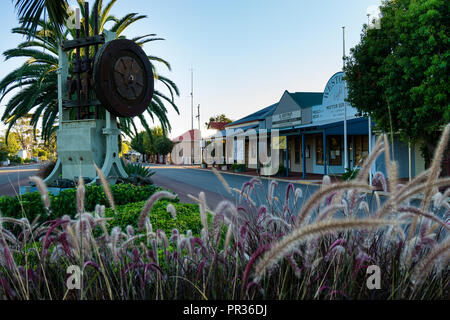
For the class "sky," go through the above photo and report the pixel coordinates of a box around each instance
[0,0,382,139]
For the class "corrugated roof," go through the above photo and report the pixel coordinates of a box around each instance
[287,92,323,108]
[225,102,278,127]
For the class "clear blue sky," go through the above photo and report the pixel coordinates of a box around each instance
[0,0,381,139]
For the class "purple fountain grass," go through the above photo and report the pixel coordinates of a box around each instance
[29,176,50,211]
[138,191,176,231]
[0,129,449,300]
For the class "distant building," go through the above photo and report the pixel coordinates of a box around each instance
[16,149,30,159]
[172,129,202,164]
[204,71,432,181]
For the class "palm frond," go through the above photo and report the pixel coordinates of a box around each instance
[14,0,68,39]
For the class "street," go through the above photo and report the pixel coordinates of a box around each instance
[0,164,39,197]
[148,164,322,211]
[0,164,429,219]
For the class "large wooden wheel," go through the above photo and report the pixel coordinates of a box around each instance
[93,39,154,117]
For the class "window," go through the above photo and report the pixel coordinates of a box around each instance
[295,138,301,164]
[316,134,323,165]
[353,135,369,165]
[328,135,342,166]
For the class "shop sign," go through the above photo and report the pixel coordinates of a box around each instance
[272,136,286,150]
[312,72,359,123]
[272,110,302,128]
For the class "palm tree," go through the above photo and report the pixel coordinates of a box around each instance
[1,0,179,142]
[13,0,69,39]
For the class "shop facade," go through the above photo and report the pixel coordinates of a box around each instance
[221,71,425,180]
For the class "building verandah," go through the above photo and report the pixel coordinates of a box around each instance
[229,117,370,179]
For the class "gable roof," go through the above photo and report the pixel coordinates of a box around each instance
[225,102,278,127]
[172,129,198,142]
[287,91,323,108]
[208,121,229,130]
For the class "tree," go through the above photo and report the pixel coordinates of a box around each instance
[130,131,147,155]
[344,0,449,162]
[8,114,38,151]
[130,126,172,162]
[13,0,69,39]
[205,114,233,129]
[0,132,21,155]
[120,140,130,156]
[154,135,174,156]
[1,0,179,142]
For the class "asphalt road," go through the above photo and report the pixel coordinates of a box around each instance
[147,165,437,219]
[147,165,322,211]
[0,164,40,197]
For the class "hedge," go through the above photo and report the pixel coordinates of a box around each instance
[104,199,203,236]
[0,184,161,222]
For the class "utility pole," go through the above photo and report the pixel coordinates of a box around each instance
[367,14,374,185]
[190,68,194,131]
[342,26,349,170]
[196,104,202,165]
[196,104,200,130]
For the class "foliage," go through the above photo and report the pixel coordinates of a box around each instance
[342,167,360,181]
[278,164,287,175]
[118,160,155,185]
[120,140,130,156]
[13,0,69,38]
[0,183,160,223]
[153,135,174,156]
[0,129,449,300]
[130,127,173,158]
[0,151,8,162]
[123,161,155,178]
[231,163,246,172]
[1,0,179,142]
[0,132,21,155]
[344,0,449,158]
[7,155,23,165]
[129,131,147,155]
[205,114,233,129]
[8,115,38,151]
[104,200,203,236]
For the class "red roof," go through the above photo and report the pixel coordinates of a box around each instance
[208,121,229,130]
[172,129,201,143]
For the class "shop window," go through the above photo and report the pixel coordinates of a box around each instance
[353,135,369,166]
[328,135,342,166]
[316,134,323,165]
[295,138,301,164]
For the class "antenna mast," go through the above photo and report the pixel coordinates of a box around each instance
[190,68,194,131]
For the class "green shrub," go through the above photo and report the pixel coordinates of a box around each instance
[8,155,23,164]
[0,184,161,222]
[231,163,246,172]
[0,151,8,162]
[122,160,155,178]
[118,160,155,185]
[277,164,287,175]
[342,167,360,181]
[104,199,203,236]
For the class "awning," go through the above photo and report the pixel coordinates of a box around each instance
[223,124,259,137]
